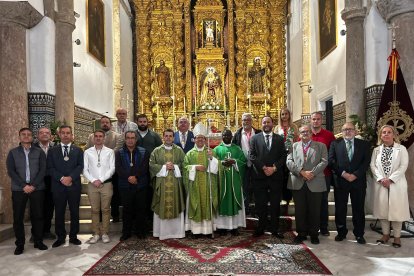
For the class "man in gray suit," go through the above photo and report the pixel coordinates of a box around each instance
[287,125,328,244]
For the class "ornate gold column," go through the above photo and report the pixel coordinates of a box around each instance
[234,6,247,111]
[300,0,311,115]
[183,2,193,117]
[136,0,151,116]
[227,0,236,125]
[55,0,76,127]
[113,0,123,111]
[173,2,185,114]
[268,0,287,118]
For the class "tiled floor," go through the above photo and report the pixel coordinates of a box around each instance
[0,226,413,276]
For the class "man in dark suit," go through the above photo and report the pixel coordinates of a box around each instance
[47,125,84,247]
[249,116,287,238]
[232,113,261,215]
[329,122,370,244]
[33,127,56,240]
[174,116,195,154]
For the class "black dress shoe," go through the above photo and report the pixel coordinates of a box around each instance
[137,233,147,239]
[356,236,366,244]
[69,238,82,245]
[52,239,65,248]
[272,232,284,239]
[120,234,131,241]
[14,245,24,255]
[34,242,48,250]
[293,236,307,244]
[230,229,240,236]
[319,229,330,236]
[335,234,346,241]
[392,242,401,248]
[311,236,320,244]
[253,230,264,237]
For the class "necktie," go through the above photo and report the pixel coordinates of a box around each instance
[64,145,69,157]
[346,140,353,160]
[266,134,271,150]
[181,132,186,148]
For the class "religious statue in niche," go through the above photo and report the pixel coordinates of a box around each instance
[155,60,171,96]
[204,20,216,46]
[200,67,222,109]
[248,57,266,94]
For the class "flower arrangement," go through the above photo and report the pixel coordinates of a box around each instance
[348,114,377,149]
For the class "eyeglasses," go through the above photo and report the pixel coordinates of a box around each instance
[300,131,310,134]
[342,128,355,132]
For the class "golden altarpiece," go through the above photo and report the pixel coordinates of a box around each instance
[134,0,287,132]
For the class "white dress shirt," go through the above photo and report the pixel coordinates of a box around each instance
[83,145,115,183]
[241,128,255,166]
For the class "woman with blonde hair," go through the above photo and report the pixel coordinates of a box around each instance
[370,125,410,248]
[274,108,299,207]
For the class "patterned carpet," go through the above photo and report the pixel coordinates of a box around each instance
[84,230,331,276]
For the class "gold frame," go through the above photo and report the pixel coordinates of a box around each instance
[86,0,106,66]
[318,0,337,60]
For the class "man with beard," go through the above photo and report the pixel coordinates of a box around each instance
[150,129,186,240]
[249,116,286,238]
[232,113,261,215]
[112,108,138,135]
[136,114,163,221]
[86,116,124,222]
[214,129,246,236]
[310,111,335,236]
[174,116,195,154]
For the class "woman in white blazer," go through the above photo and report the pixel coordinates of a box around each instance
[370,125,410,248]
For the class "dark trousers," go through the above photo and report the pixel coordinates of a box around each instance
[320,174,333,230]
[43,176,54,233]
[120,187,147,235]
[292,183,322,237]
[253,178,282,233]
[110,173,120,219]
[12,190,44,246]
[243,166,254,213]
[53,188,81,240]
[334,183,366,237]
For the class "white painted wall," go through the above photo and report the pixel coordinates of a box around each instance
[310,0,346,111]
[120,3,134,120]
[28,17,56,94]
[287,0,303,122]
[365,3,389,86]
[73,0,114,116]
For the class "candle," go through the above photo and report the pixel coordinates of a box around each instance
[227,114,230,127]
[184,97,186,113]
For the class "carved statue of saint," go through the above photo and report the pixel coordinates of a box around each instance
[155,60,170,96]
[200,68,222,106]
[205,21,214,43]
[248,57,265,94]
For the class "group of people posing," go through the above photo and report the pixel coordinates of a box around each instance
[6,108,410,256]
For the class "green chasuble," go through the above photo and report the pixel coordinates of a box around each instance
[213,143,246,216]
[183,147,219,223]
[150,144,186,219]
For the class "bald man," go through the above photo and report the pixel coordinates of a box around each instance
[112,108,138,135]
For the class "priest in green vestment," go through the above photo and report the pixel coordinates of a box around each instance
[183,122,219,235]
[150,129,186,240]
[213,129,247,235]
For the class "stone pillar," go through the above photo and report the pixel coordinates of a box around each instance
[113,0,123,112]
[183,2,193,117]
[300,0,311,115]
[377,0,414,216]
[342,1,367,121]
[0,2,42,223]
[55,0,76,127]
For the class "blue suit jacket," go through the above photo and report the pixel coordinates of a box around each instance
[47,144,84,193]
[174,131,195,154]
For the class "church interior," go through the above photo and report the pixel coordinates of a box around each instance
[0,0,414,275]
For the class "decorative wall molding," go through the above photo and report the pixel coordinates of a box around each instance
[365,84,384,129]
[333,102,346,135]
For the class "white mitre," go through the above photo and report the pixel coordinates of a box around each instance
[193,122,208,137]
